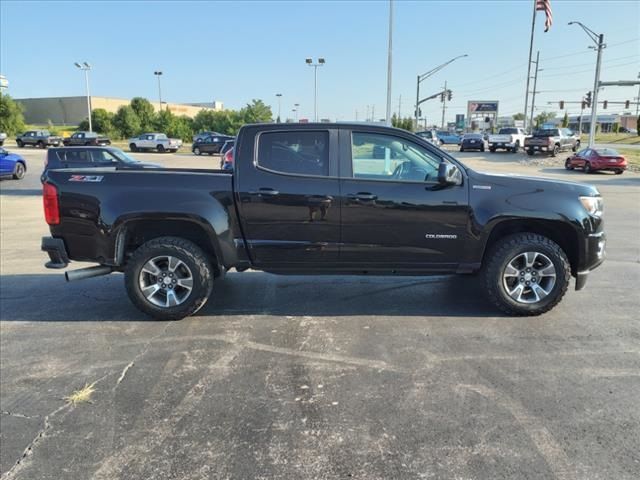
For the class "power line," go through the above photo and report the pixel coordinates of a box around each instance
[541,54,640,71]
[539,61,639,78]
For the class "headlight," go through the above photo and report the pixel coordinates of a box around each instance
[579,196,604,217]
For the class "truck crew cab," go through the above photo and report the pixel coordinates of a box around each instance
[41,123,606,320]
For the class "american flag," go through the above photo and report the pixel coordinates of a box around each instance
[536,0,553,32]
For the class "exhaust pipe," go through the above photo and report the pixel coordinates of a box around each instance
[65,265,113,282]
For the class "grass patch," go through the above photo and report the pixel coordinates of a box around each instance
[64,382,97,405]
[594,133,639,145]
[617,148,640,171]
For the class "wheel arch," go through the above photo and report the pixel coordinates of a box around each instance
[482,218,582,275]
[114,216,225,276]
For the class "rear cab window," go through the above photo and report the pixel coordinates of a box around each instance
[257,131,329,177]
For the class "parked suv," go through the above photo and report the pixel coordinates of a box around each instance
[192,135,234,155]
[63,131,111,146]
[525,128,580,156]
[16,130,63,148]
[128,133,182,153]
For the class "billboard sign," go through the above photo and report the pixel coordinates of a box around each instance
[467,101,499,114]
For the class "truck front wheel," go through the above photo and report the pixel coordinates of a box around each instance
[125,237,214,320]
[483,233,570,316]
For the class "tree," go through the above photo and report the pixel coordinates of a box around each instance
[512,113,525,121]
[112,105,141,138]
[241,99,272,124]
[0,95,26,135]
[561,111,569,128]
[612,122,619,134]
[130,97,156,131]
[78,108,115,135]
[534,111,556,128]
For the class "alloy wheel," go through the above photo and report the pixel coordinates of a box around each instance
[502,251,556,304]
[138,255,194,308]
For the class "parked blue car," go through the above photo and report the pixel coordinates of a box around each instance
[0,148,27,180]
[435,131,462,145]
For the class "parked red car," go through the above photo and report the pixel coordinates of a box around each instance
[565,148,627,174]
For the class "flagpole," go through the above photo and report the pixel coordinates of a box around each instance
[523,0,537,132]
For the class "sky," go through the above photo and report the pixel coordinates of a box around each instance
[1,0,638,124]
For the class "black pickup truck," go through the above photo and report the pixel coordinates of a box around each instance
[41,123,606,320]
[63,131,111,146]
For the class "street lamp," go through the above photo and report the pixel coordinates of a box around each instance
[74,62,92,132]
[294,103,300,122]
[415,54,467,129]
[275,93,283,122]
[306,57,325,121]
[568,21,605,147]
[154,71,163,112]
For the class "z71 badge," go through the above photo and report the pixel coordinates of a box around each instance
[69,175,104,183]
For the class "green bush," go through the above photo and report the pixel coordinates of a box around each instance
[0,95,26,135]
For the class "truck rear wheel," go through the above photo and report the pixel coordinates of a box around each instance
[157,144,165,153]
[130,143,138,152]
[483,233,570,316]
[124,237,214,320]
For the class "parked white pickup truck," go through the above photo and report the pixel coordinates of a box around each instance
[488,127,529,153]
[128,133,183,153]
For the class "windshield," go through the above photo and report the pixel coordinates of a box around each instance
[109,148,138,163]
[533,129,558,137]
[499,128,517,134]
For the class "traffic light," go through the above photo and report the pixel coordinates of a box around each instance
[559,101,565,109]
[447,90,452,101]
[585,91,592,108]
[603,100,608,109]
[625,100,630,109]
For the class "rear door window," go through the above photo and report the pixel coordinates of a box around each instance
[257,131,329,177]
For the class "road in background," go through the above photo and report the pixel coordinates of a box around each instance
[1,146,639,479]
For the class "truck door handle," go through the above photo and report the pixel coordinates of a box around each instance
[347,192,378,201]
[251,188,280,196]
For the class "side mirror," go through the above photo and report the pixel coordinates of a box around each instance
[437,162,462,186]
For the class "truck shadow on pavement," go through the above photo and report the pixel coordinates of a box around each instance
[538,168,640,185]
[0,272,499,321]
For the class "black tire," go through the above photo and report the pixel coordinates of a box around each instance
[615,169,624,175]
[572,141,580,152]
[157,144,165,153]
[484,233,571,316]
[512,141,520,153]
[85,142,91,146]
[37,141,45,149]
[129,143,138,152]
[565,159,574,170]
[194,146,201,156]
[489,147,496,153]
[584,162,593,174]
[480,145,485,152]
[551,144,560,157]
[124,237,214,321]
[460,147,464,152]
[16,139,23,148]
[12,162,26,180]
[527,149,534,156]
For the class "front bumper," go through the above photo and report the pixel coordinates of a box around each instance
[575,231,606,290]
[42,237,69,269]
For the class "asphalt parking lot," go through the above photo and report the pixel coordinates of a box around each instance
[1,146,639,479]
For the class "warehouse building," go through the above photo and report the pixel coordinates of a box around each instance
[15,96,224,126]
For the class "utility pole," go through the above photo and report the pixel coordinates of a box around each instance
[523,0,538,132]
[397,95,402,119]
[372,105,375,122]
[441,80,447,129]
[636,72,640,117]
[569,22,605,147]
[529,51,540,131]
[385,0,393,125]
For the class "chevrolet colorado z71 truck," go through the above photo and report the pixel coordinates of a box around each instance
[41,123,606,320]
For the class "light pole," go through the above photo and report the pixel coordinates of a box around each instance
[74,62,92,132]
[275,93,282,122]
[385,0,394,125]
[415,54,467,129]
[305,57,325,121]
[294,103,300,122]
[569,21,605,147]
[154,71,163,112]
